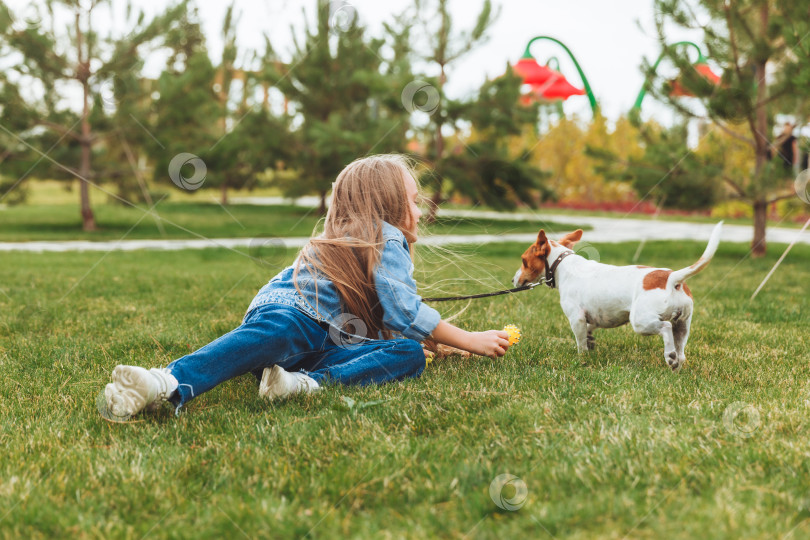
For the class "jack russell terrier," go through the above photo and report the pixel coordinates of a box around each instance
[512,222,723,371]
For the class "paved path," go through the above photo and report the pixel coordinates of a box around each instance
[438,209,810,245]
[1,198,807,252]
[233,196,809,245]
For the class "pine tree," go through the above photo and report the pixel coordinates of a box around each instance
[588,117,723,211]
[0,0,187,230]
[207,107,293,203]
[0,63,40,205]
[412,0,498,220]
[203,3,290,205]
[147,6,220,196]
[267,0,411,215]
[439,66,550,209]
[650,0,810,256]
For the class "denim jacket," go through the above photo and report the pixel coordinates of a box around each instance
[245,222,441,341]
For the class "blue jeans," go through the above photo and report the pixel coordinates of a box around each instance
[166,304,426,408]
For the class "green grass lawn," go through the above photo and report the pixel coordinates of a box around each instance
[0,202,588,242]
[1,239,808,539]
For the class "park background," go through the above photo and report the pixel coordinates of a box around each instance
[1,0,810,538]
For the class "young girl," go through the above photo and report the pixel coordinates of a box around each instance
[103,154,510,419]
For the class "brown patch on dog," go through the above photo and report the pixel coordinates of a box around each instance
[559,229,583,248]
[636,265,652,269]
[673,282,693,296]
[689,258,704,269]
[515,230,551,284]
[642,269,671,290]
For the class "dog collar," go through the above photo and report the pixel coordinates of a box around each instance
[544,250,574,289]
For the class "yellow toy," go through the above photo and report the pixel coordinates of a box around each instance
[503,324,521,346]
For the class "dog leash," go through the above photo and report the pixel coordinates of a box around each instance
[422,282,542,303]
[422,250,575,302]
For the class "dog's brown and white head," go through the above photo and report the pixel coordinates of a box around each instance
[512,229,583,287]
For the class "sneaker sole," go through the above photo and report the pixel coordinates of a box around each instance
[258,366,282,399]
[105,365,156,418]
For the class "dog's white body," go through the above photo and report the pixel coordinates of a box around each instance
[513,223,723,370]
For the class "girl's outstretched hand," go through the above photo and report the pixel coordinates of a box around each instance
[429,321,511,359]
[468,330,510,359]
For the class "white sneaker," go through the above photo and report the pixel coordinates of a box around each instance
[104,365,178,418]
[258,365,320,401]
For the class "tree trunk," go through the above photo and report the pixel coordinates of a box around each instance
[427,121,444,223]
[748,4,770,257]
[319,190,327,216]
[79,100,95,231]
[77,12,96,232]
[426,189,443,224]
[426,63,447,225]
[752,199,767,258]
[220,182,229,205]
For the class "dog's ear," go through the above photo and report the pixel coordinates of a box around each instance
[559,229,583,248]
[536,229,548,246]
[533,230,550,255]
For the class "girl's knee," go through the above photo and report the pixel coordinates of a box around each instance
[396,338,424,353]
[393,338,426,361]
[392,338,427,376]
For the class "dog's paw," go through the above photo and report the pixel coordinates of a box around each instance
[665,351,681,371]
[421,339,472,359]
[436,344,472,359]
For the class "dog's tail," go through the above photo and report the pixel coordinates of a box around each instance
[667,221,723,289]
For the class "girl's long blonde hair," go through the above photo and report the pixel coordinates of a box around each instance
[294,154,419,338]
